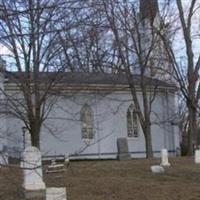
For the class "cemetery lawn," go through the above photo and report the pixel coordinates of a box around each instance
[1,157,200,200]
[45,157,200,200]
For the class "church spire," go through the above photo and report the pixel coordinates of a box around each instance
[140,0,159,24]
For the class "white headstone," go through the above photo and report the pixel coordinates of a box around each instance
[22,146,46,191]
[25,131,32,148]
[194,150,200,164]
[151,165,165,174]
[46,187,67,200]
[160,149,170,166]
[65,153,70,163]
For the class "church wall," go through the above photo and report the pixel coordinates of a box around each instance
[4,90,25,157]
[3,88,179,159]
[39,90,178,159]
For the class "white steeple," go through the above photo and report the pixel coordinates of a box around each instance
[139,0,173,83]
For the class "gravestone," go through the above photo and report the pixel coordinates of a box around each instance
[21,131,31,169]
[46,158,65,174]
[25,130,32,148]
[176,147,181,157]
[22,146,46,191]
[117,138,131,160]
[151,165,165,174]
[65,153,70,163]
[46,187,67,200]
[160,149,170,166]
[194,150,200,164]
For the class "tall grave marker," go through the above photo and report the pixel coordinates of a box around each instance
[117,138,131,160]
[160,149,170,166]
[22,146,46,191]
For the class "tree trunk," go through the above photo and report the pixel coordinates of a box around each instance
[187,102,197,155]
[30,122,41,149]
[144,123,154,158]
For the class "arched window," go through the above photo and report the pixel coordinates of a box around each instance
[80,104,94,139]
[127,104,138,138]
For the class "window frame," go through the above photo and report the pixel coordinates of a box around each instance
[80,104,94,141]
[127,104,139,139]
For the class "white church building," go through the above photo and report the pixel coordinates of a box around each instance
[0,0,180,160]
[0,70,179,159]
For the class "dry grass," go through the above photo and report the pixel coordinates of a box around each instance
[0,166,22,200]
[1,157,200,200]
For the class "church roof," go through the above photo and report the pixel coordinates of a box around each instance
[5,71,175,89]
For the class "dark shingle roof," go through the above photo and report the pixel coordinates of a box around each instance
[5,71,175,89]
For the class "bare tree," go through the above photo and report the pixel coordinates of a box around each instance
[86,0,173,158]
[0,0,83,148]
[0,0,178,159]
[158,0,200,155]
[58,1,114,73]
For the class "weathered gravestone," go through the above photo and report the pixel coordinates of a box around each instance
[194,149,200,164]
[21,131,32,169]
[176,147,181,157]
[25,131,32,148]
[117,138,131,160]
[46,187,67,200]
[160,149,170,166]
[151,165,165,174]
[46,158,65,174]
[22,146,46,193]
